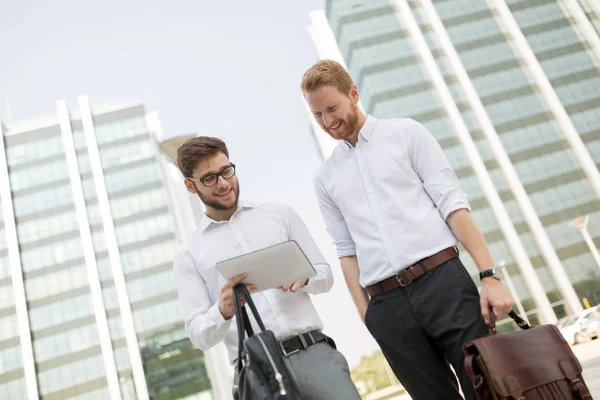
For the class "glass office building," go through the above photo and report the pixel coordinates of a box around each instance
[307,0,600,327]
[0,98,218,399]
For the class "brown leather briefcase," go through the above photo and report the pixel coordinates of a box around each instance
[463,310,593,399]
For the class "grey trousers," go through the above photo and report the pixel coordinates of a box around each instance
[365,257,489,400]
[234,341,361,400]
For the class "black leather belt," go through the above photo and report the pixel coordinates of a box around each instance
[279,330,328,357]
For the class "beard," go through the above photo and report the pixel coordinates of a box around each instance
[324,103,361,140]
[195,181,240,211]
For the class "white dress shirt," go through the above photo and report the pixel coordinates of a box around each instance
[314,115,470,288]
[173,200,333,364]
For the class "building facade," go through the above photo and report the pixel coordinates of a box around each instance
[307,0,600,327]
[0,97,224,400]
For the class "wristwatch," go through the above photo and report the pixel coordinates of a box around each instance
[479,265,501,281]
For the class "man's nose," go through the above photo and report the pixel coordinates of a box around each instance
[216,175,230,188]
[324,114,335,127]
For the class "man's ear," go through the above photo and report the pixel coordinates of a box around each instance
[184,178,198,194]
[349,84,360,104]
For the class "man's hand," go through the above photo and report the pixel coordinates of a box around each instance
[218,273,259,320]
[280,279,308,293]
[480,278,514,326]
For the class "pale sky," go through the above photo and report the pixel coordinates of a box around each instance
[0,0,379,367]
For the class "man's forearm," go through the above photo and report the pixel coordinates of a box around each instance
[340,256,370,322]
[302,263,334,294]
[446,208,494,272]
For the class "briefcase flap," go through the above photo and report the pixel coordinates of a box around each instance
[465,324,583,397]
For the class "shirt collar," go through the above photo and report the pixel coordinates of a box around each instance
[359,114,376,141]
[199,198,255,231]
[342,114,376,148]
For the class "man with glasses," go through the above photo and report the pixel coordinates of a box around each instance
[172,136,361,399]
[301,60,514,400]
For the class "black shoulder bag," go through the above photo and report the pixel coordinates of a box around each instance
[232,284,303,400]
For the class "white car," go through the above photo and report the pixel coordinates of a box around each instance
[557,306,600,345]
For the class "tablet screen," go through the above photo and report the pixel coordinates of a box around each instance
[215,240,317,291]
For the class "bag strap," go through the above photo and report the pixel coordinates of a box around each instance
[232,286,256,339]
[234,284,266,331]
[241,306,254,337]
[488,307,532,334]
[508,310,531,330]
[233,284,250,372]
[233,284,267,371]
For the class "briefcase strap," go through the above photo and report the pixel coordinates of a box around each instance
[233,286,248,372]
[488,308,532,334]
[464,354,490,399]
[235,284,266,331]
[233,284,271,372]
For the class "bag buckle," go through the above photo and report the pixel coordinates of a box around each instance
[572,378,581,393]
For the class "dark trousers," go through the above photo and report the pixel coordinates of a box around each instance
[365,257,488,400]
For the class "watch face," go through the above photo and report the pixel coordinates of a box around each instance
[491,266,502,280]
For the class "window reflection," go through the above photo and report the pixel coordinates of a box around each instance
[29,293,93,331]
[20,237,83,272]
[5,135,64,167]
[94,116,148,146]
[12,185,73,218]
[140,328,212,399]
[24,264,88,301]
[37,354,106,396]
[0,345,23,373]
[33,323,99,362]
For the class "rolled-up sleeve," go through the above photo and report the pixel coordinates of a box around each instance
[173,250,231,350]
[284,204,333,295]
[405,118,470,220]
[314,175,357,258]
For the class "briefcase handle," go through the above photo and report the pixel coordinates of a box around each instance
[234,284,267,332]
[233,284,268,371]
[488,307,532,334]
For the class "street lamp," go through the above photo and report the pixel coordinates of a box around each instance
[497,260,530,325]
[570,215,600,271]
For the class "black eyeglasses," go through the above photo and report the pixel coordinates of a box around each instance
[191,164,236,187]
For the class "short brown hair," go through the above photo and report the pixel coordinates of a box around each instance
[301,59,354,95]
[176,136,229,178]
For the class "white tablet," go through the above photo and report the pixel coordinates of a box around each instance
[215,240,317,291]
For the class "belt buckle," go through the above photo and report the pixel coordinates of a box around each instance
[279,336,302,357]
[395,272,412,287]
